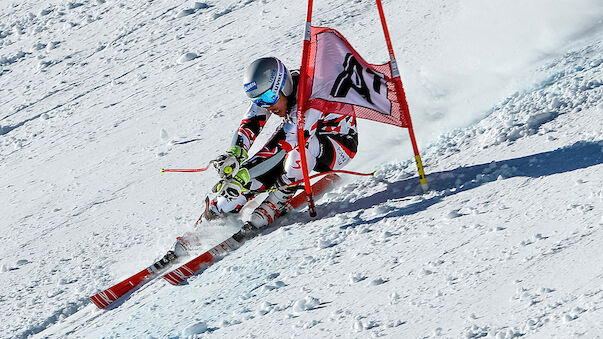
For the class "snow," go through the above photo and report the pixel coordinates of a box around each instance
[0,0,601,338]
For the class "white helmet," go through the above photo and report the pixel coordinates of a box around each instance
[243,57,294,100]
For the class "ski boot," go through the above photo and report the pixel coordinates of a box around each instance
[233,222,260,242]
[247,183,296,228]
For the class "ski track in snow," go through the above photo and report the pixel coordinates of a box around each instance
[0,0,601,338]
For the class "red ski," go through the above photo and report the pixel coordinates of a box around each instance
[163,173,341,285]
[162,236,241,285]
[89,250,178,309]
[89,173,340,308]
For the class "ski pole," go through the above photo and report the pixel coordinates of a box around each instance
[161,163,211,173]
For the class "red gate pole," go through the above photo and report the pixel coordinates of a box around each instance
[296,0,317,216]
[375,0,429,191]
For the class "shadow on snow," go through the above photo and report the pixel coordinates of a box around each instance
[316,140,603,228]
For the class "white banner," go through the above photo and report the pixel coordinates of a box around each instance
[310,31,392,116]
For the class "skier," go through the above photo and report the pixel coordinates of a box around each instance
[204,57,358,232]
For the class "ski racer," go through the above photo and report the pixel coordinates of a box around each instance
[204,57,358,231]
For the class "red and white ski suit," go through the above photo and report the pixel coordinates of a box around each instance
[213,75,358,214]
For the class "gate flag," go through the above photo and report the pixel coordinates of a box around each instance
[305,26,410,128]
[294,2,428,218]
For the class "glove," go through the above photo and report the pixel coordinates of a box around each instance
[212,168,250,200]
[212,145,248,180]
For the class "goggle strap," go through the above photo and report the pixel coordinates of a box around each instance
[272,59,285,94]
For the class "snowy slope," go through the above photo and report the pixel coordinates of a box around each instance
[1,0,601,338]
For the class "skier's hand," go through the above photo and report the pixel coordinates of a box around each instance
[212,168,250,200]
[212,145,248,179]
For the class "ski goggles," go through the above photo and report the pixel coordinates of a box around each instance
[252,89,280,108]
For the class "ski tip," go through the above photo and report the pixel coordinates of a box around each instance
[90,293,111,309]
[163,272,185,286]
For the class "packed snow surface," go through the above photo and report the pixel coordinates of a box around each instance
[0,0,601,338]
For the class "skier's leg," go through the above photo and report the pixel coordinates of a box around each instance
[281,136,320,182]
[245,136,320,228]
[245,132,357,229]
[313,132,358,172]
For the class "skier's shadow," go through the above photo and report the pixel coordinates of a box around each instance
[318,140,603,227]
